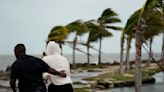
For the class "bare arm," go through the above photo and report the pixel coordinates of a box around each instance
[10,78,17,92]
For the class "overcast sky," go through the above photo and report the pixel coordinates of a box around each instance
[0,0,162,55]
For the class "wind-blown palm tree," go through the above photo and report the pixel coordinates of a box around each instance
[123,6,164,69]
[125,35,132,70]
[162,33,164,64]
[85,21,99,67]
[157,0,164,64]
[86,20,113,66]
[66,20,89,69]
[144,7,164,65]
[133,0,164,92]
[48,25,69,55]
[122,1,164,91]
[120,32,125,75]
[97,8,122,65]
[123,9,141,71]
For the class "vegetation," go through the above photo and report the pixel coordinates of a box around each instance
[46,0,164,92]
[67,20,89,69]
[96,8,122,65]
[83,64,161,82]
[74,88,91,92]
[47,8,122,68]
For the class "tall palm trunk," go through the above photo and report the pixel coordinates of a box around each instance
[125,36,131,70]
[98,37,102,66]
[161,2,164,65]
[87,42,90,67]
[72,36,77,69]
[120,34,125,75]
[147,38,153,66]
[161,33,164,65]
[134,26,142,92]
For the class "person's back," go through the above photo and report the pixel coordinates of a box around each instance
[43,41,73,92]
[43,53,72,85]
[10,43,66,92]
[11,55,48,92]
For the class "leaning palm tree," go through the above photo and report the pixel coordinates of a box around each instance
[143,8,164,66]
[124,6,164,68]
[66,20,89,69]
[48,25,69,55]
[159,1,164,65]
[162,33,164,64]
[120,32,126,75]
[121,9,141,73]
[97,8,122,65]
[93,25,113,66]
[123,1,164,91]
[125,35,132,70]
[85,21,97,67]
[85,20,108,67]
[133,0,163,92]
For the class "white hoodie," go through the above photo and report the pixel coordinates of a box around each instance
[43,41,72,85]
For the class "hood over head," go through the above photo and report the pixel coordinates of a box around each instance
[46,41,61,55]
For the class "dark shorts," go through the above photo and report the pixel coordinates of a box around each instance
[48,83,73,92]
[19,86,46,92]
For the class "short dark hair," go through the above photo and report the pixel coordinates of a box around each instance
[14,43,26,54]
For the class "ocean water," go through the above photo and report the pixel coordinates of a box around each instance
[0,53,161,70]
[0,55,15,70]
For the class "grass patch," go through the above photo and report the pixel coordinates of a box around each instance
[111,74,134,81]
[83,72,112,81]
[83,65,161,82]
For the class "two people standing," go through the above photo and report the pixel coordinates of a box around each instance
[10,41,73,92]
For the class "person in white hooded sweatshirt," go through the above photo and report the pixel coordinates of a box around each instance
[43,41,73,92]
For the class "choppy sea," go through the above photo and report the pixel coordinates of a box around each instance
[0,53,161,70]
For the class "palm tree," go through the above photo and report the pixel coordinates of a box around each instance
[125,35,132,70]
[85,21,98,67]
[133,0,163,92]
[158,0,164,65]
[123,0,164,91]
[120,32,125,75]
[66,20,89,69]
[162,33,164,64]
[48,25,69,55]
[86,20,113,66]
[123,9,141,72]
[148,37,153,65]
[124,6,164,68]
[144,4,164,66]
[97,8,122,65]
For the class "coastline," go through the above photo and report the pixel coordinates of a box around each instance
[72,62,161,92]
[0,61,162,92]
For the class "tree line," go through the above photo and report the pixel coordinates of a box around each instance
[47,8,122,69]
[47,0,164,92]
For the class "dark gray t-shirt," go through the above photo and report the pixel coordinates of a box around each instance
[10,55,50,92]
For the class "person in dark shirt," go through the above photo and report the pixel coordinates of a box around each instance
[10,43,66,92]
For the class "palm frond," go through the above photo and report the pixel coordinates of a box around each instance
[124,9,141,35]
[106,26,123,30]
[66,19,89,35]
[101,8,118,18]
[48,25,68,42]
[104,17,121,23]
